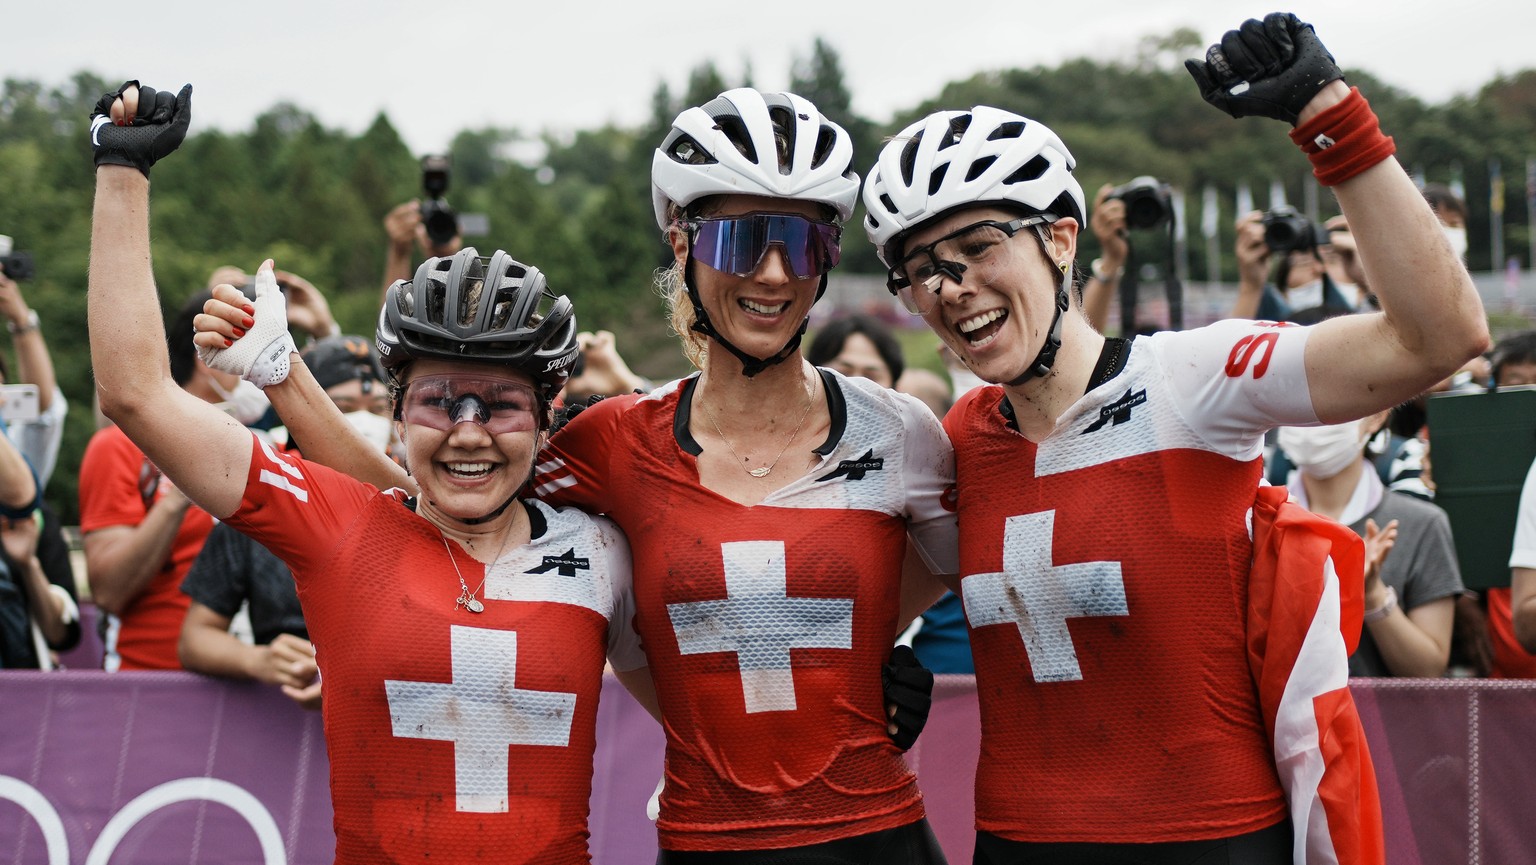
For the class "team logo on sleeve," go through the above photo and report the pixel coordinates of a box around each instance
[524,548,591,577]
[1081,388,1147,434]
[816,449,884,482]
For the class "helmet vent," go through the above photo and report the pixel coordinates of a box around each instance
[941,116,971,150]
[768,106,796,175]
[927,164,949,196]
[714,115,758,164]
[667,134,715,166]
[898,134,923,186]
[1006,155,1051,185]
[965,156,997,182]
[987,121,1026,141]
[457,257,489,327]
[879,193,896,215]
[810,126,837,170]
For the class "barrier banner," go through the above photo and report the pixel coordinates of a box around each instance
[3,673,1531,863]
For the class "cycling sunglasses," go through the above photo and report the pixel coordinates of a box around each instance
[399,375,540,435]
[686,213,842,280]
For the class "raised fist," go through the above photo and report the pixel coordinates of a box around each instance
[88,80,193,176]
[1184,13,1343,124]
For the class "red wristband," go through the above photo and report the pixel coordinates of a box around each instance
[1288,87,1396,187]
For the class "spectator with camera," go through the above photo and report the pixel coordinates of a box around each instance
[1233,206,1356,323]
[1081,177,1174,336]
[380,156,463,297]
[0,253,68,488]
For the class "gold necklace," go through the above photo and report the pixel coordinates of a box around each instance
[700,373,816,479]
[440,527,516,614]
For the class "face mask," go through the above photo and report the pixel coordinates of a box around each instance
[1278,421,1366,479]
[209,377,272,426]
[1333,281,1361,310]
[1286,278,1324,312]
[1443,225,1468,261]
[344,410,394,453]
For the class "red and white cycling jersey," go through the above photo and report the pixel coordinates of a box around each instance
[945,320,1319,844]
[533,369,957,850]
[225,434,642,864]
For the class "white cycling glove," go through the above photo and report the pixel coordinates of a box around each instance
[197,264,298,389]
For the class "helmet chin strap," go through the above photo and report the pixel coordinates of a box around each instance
[684,256,822,378]
[1003,246,1073,388]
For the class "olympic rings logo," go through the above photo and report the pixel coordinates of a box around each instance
[0,775,286,865]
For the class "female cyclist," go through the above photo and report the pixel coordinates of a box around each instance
[859,13,1487,865]
[87,82,646,864]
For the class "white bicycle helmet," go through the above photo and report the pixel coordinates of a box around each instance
[862,106,1085,265]
[651,87,859,229]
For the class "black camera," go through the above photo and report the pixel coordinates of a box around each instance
[1261,206,1329,252]
[419,155,458,246]
[1108,176,1173,230]
[0,251,32,281]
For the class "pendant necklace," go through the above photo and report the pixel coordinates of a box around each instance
[701,372,815,479]
[440,529,514,614]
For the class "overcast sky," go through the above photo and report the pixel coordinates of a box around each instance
[11,1,1534,155]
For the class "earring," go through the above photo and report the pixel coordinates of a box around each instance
[1057,260,1069,274]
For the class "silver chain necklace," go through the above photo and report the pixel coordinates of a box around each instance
[440,530,514,614]
[699,373,815,479]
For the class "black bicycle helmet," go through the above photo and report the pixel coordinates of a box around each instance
[376,247,578,403]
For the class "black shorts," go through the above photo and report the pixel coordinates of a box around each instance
[971,818,1291,865]
[657,818,948,865]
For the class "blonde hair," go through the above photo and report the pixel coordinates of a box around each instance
[655,254,708,370]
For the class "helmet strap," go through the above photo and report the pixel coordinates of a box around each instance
[429,490,521,527]
[1004,230,1072,387]
[682,256,812,378]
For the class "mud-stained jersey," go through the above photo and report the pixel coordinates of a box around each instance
[533,369,957,851]
[946,320,1318,844]
[225,434,642,865]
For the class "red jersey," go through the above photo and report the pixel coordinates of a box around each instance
[533,370,958,850]
[79,424,214,671]
[946,321,1320,843]
[225,435,642,864]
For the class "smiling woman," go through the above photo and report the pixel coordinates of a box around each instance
[859,12,1490,864]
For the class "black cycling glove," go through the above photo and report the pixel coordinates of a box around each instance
[88,80,192,176]
[1184,12,1343,125]
[882,645,935,751]
[549,393,606,437]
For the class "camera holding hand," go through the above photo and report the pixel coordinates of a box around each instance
[1261,205,1330,252]
[419,155,458,246]
[1107,176,1173,231]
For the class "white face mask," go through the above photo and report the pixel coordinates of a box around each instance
[1443,225,1468,261]
[1287,278,1325,312]
[209,377,272,426]
[344,409,394,453]
[1278,421,1366,479]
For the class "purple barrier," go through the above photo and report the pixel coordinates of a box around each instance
[2,673,1530,864]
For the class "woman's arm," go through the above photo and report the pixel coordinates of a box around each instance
[87,83,252,520]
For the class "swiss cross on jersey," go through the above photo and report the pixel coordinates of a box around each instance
[962,510,1127,681]
[386,626,576,812]
[668,540,854,713]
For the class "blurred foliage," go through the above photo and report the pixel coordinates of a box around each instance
[1,38,1533,522]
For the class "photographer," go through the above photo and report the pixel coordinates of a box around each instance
[1233,208,1355,323]
[0,266,67,488]
[1081,178,1176,336]
[380,158,463,299]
